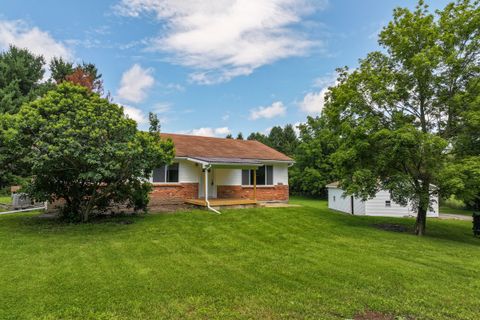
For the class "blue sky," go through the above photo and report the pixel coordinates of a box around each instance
[0,0,450,136]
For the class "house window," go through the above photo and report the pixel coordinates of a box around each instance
[385,200,391,207]
[153,163,179,183]
[242,165,274,185]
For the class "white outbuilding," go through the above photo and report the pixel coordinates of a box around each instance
[326,182,439,217]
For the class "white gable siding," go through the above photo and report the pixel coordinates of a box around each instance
[365,190,439,217]
[328,188,352,213]
[328,186,439,217]
[364,190,410,217]
[328,188,366,215]
[273,164,289,185]
[214,164,288,186]
[353,197,366,215]
[427,199,439,217]
[178,160,200,183]
[215,168,241,186]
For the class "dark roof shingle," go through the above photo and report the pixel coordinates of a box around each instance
[160,133,293,162]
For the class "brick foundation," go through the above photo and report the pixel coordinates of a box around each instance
[149,183,199,207]
[47,183,288,213]
[217,184,289,202]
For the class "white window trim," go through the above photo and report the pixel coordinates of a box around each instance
[242,166,274,186]
[152,163,180,183]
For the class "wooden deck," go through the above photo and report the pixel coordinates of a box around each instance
[185,198,257,207]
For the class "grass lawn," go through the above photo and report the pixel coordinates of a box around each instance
[439,205,475,216]
[0,195,10,204]
[0,197,479,319]
[0,195,10,212]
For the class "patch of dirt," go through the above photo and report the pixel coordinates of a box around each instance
[117,220,134,225]
[37,212,59,219]
[149,204,195,213]
[372,223,409,233]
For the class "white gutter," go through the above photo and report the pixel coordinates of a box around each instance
[186,157,210,166]
[204,164,221,214]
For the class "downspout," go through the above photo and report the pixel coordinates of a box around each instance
[204,164,221,214]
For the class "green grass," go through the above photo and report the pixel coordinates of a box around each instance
[440,205,474,216]
[0,195,10,204]
[0,196,10,212]
[0,197,479,319]
[439,196,474,216]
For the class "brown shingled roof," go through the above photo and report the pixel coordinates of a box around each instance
[160,133,293,162]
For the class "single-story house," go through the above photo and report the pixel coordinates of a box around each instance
[149,133,294,210]
[326,182,439,217]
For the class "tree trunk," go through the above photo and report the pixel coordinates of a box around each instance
[82,208,89,223]
[415,182,430,236]
[415,206,427,236]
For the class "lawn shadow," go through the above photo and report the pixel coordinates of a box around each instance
[305,205,480,246]
[0,211,149,237]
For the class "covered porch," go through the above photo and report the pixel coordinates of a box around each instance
[184,156,261,210]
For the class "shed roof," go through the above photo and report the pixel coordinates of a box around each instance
[326,181,340,188]
[160,133,293,162]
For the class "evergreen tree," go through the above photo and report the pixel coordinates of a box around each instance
[0,46,45,114]
[268,126,284,151]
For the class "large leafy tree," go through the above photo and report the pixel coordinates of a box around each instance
[323,0,479,235]
[0,46,46,114]
[289,117,338,197]
[0,113,25,189]
[440,78,480,209]
[12,83,174,221]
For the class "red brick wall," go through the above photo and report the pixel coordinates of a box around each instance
[217,184,289,202]
[149,183,199,206]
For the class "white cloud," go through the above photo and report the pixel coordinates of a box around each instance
[114,0,326,84]
[213,127,231,136]
[249,101,286,120]
[183,126,231,137]
[117,64,155,103]
[299,88,328,115]
[312,72,336,88]
[164,83,185,92]
[293,121,303,136]
[299,72,338,115]
[0,19,73,62]
[222,114,230,121]
[122,104,148,124]
[153,102,171,114]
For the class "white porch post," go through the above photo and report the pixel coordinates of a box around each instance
[204,167,208,204]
